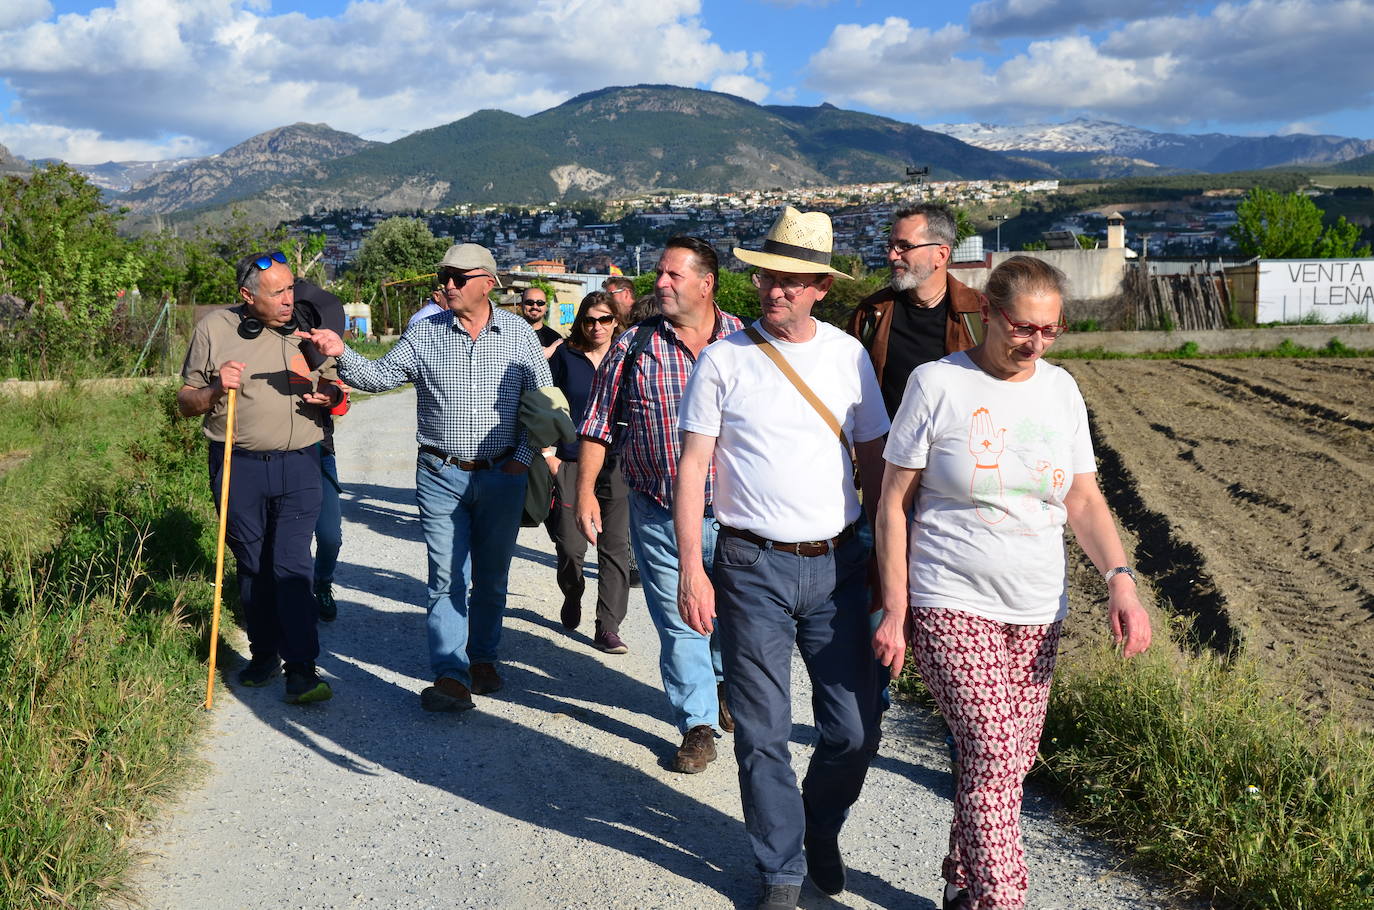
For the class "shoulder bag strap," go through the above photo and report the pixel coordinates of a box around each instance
[744,325,852,455]
[609,316,662,447]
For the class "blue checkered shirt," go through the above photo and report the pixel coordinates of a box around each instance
[337,305,553,464]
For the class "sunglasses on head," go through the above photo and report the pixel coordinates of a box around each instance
[581,313,617,327]
[253,251,288,270]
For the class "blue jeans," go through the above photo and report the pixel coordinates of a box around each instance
[627,490,723,733]
[314,450,342,585]
[714,532,882,886]
[414,451,528,687]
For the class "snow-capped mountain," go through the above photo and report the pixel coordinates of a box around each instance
[925,117,1374,174]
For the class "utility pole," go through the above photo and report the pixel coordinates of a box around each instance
[992,214,1007,253]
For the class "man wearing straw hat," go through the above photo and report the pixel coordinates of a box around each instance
[675,207,890,909]
[178,250,345,705]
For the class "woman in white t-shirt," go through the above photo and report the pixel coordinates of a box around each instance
[872,256,1152,910]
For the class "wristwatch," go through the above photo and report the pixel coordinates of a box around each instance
[1103,566,1136,583]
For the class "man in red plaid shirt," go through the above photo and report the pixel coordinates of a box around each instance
[576,236,742,774]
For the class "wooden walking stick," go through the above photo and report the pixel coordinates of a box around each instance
[204,388,238,710]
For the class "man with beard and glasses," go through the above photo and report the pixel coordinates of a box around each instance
[845,203,985,418]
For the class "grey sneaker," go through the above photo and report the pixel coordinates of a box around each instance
[756,883,801,910]
[284,667,332,704]
[236,656,281,687]
[315,581,337,622]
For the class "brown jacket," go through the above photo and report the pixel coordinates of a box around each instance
[844,271,986,388]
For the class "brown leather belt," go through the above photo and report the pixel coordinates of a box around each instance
[419,445,515,471]
[719,522,856,557]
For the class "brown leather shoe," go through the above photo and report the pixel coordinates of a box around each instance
[672,724,717,773]
[718,681,735,733]
[469,662,503,695]
[420,677,474,712]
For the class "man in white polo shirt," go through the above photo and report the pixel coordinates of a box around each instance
[673,207,890,910]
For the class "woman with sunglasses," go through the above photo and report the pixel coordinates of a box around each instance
[546,292,633,654]
[872,256,1152,910]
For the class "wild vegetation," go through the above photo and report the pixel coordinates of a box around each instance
[0,385,218,909]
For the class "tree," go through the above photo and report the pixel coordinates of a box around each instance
[1230,187,1371,259]
[347,217,449,290]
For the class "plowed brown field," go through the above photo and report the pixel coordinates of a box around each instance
[1056,358,1374,722]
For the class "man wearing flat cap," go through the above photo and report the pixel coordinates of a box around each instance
[300,243,552,713]
[675,207,890,910]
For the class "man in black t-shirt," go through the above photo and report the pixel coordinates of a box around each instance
[845,202,985,418]
[518,287,563,358]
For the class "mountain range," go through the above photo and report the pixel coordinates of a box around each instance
[926,117,1374,176]
[4,86,1371,222]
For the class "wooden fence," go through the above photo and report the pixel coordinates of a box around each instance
[1123,264,1232,331]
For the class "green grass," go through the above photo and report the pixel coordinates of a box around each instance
[0,384,217,909]
[1041,645,1374,909]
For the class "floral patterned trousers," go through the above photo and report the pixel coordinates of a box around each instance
[910,608,1063,910]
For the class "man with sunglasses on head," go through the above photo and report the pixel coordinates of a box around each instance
[602,275,637,326]
[299,243,552,713]
[846,202,985,418]
[178,250,347,705]
[518,286,563,358]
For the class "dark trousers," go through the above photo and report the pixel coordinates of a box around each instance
[209,442,322,668]
[714,532,882,886]
[546,459,631,633]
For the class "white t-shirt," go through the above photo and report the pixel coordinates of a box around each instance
[883,351,1096,624]
[679,319,890,541]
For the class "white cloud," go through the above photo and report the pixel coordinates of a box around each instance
[0,121,210,163]
[0,0,767,161]
[0,0,51,31]
[806,0,1374,132]
[710,74,770,103]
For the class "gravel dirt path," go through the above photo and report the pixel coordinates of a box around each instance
[127,387,1185,910]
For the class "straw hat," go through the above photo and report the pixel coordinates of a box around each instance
[733,206,850,279]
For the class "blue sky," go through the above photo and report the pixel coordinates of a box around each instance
[1,0,1371,163]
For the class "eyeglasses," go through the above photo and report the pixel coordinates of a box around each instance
[253,251,288,270]
[609,287,633,296]
[751,272,820,297]
[886,240,944,255]
[521,299,547,308]
[581,314,617,327]
[994,305,1067,339]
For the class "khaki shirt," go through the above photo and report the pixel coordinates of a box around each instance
[180,307,339,452]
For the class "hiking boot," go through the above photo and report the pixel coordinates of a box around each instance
[717,681,735,733]
[672,724,717,774]
[236,655,281,687]
[315,581,337,622]
[420,677,474,712]
[469,662,503,695]
[284,666,332,704]
[560,594,581,630]
[804,832,846,895]
[593,624,629,654]
[756,882,801,910]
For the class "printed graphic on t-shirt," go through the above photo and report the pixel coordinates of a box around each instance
[967,406,1066,535]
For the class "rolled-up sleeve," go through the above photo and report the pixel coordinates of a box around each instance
[578,334,632,444]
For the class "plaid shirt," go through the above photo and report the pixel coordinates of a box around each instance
[580,308,743,509]
[337,305,552,464]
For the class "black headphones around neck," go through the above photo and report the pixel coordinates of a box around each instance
[236,299,321,340]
